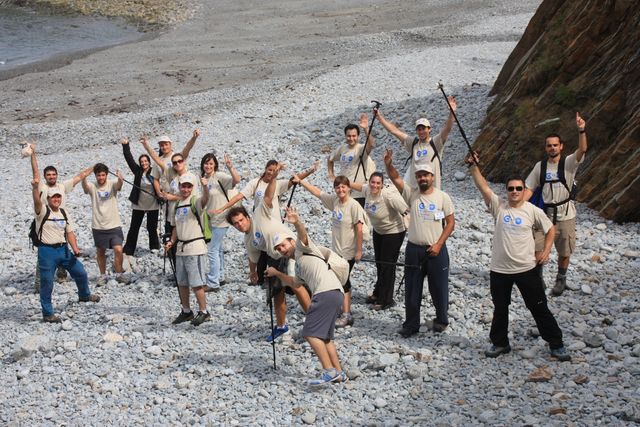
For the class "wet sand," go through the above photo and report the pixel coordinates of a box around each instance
[0,0,539,126]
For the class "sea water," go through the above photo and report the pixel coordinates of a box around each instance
[0,4,142,74]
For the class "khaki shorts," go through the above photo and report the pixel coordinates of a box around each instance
[534,217,576,257]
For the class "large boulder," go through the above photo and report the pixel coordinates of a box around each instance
[474,0,639,222]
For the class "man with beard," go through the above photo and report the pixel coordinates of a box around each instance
[523,113,588,296]
[383,149,455,338]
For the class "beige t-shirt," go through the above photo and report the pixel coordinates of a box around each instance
[293,237,345,295]
[525,152,583,221]
[132,173,159,211]
[35,206,73,245]
[205,172,235,228]
[174,196,208,256]
[240,177,290,216]
[38,179,74,208]
[84,180,122,230]
[165,170,199,226]
[362,185,408,235]
[329,144,376,198]
[151,152,176,192]
[402,186,454,246]
[319,193,366,260]
[488,193,553,274]
[243,200,294,262]
[402,134,444,189]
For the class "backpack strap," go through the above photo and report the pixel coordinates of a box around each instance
[302,252,331,271]
[429,139,442,171]
[37,206,52,243]
[403,137,420,169]
[174,198,205,251]
[538,157,573,224]
[218,180,229,202]
[39,207,69,244]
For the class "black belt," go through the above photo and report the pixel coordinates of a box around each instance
[41,243,66,248]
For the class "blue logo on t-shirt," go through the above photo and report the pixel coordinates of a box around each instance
[332,211,343,221]
[256,190,264,197]
[418,202,425,210]
[515,217,522,225]
[503,215,512,223]
[370,204,377,213]
[416,149,428,158]
[428,203,436,211]
[97,191,110,199]
[255,231,262,239]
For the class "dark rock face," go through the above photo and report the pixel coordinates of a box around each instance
[474,0,639,222]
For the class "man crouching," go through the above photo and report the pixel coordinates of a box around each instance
[164,174,210,326]
[265,207,347,386]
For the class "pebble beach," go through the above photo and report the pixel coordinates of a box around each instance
[1,0,639,425]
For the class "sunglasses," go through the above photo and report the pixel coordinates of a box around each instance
[507,186,524,192]
[172,159,184,165]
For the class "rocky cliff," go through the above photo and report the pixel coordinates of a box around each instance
[473,0,639,222]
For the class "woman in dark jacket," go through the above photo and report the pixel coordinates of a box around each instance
[121,138,161,256]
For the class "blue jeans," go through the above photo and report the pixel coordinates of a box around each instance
[38,245,91,316]
[206,227,228,287]
[403,241,450,332]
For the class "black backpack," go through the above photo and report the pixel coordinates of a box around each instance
[530,156,578,223]
[29,206,68,247]
[403,136,442,175]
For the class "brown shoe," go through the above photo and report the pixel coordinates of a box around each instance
[43,314,62,323]
[431,319,448,333]
[203,285,219,293]
[79,294,101,303]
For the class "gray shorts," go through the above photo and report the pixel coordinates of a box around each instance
[176,254,207,288]
[92,227,124,249]
[302,289,343,341]
[534,217,576,257]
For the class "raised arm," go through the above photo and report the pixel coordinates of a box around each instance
[293,160,320,188]
[140,136,166,171]
[360,113,376,154]
[284,207,308,246]
[383,149,404,193]
[224,154,241,186]
[211,192,246,215]
[199,176,210,209]
[375,110,408,142]
[439,96,457,142]
[263,163,284,209]
[71,166,93,187]
[575,112,588,162]
[327,157,336,183]
[292,173,322,199]
[31,178,43,215]
[465,152,492,206]
[180,128,200,159]
[349,182,364,192]
[114,170,125,192]
[81,172,92,193]
[29,142,40,181]
[121,138,140,174]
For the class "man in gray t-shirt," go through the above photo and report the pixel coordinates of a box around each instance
[523,113,588,296]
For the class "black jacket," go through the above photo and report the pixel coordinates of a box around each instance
[122,143,158,206]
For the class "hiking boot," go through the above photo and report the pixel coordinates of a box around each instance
[372,302,395,311]
[266,324,290,342]
[191,311,211,326]
[79,294,101,303]
[96,275,108,287]
[551,276,566,296]
[550,346,572,362]
[203,285,220,293]
[307,369,340,387]
[116,273,131,284]
[398,327,418,338]
[335,313,354,328]
[335,371,348,383]
[431,319,448,333]
[172,310,194,324]
[365,294,377,304]
[484,344,512,358]
[43,314,62,323]
[56,268,67,283]
[219,280,227,287]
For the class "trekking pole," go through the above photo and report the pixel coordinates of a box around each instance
[359,258,421,269]
[267,278,277,370]
[353,100,382,183]
[437,83,479,168]
[108,170,159,199]
[282,183,298,223]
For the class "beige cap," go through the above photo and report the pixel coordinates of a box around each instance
[414,164,434,175]
[47,187,63,197]
[415,118,431,128]
[157,135,173,144]
[178,174,197,186]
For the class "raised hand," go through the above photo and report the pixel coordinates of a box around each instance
[200,176,208,187]
[224,153,233,169]
[120,138,129,145]
[283,207,299,225]
[448,95,457,112]
[116,170,125,181]
[139,136,149,145]
[359,113,369,129]
[193,129,201,138]
[383,148,394,167]
[464,151,479,166]
[31,178,39,189]
[576,112,586,130]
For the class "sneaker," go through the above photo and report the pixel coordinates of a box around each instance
[266,324,290,342]
[116,273,131,284]
[335,313,354,328]
[96,275,108,287]
[484,344,512,358]
[191,311,211,326]
[372,302,395,311]
[56,270,67,283]
[172,310,194,324]
[398,327,418,338]
[550,346,572,362]
[203,285,220,293]
[335,371,348,383]
[551,276,566,296]
[307,369,340,387]
[43,314,62,323]
[219,280,227,287]
[431,318,448,333]
[79,294,101,303]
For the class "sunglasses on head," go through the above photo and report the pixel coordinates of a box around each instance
[172,159,184,165]
[507,186,524,192]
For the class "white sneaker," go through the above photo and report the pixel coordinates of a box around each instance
[116,273,131,284]
[97,275,108,287]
